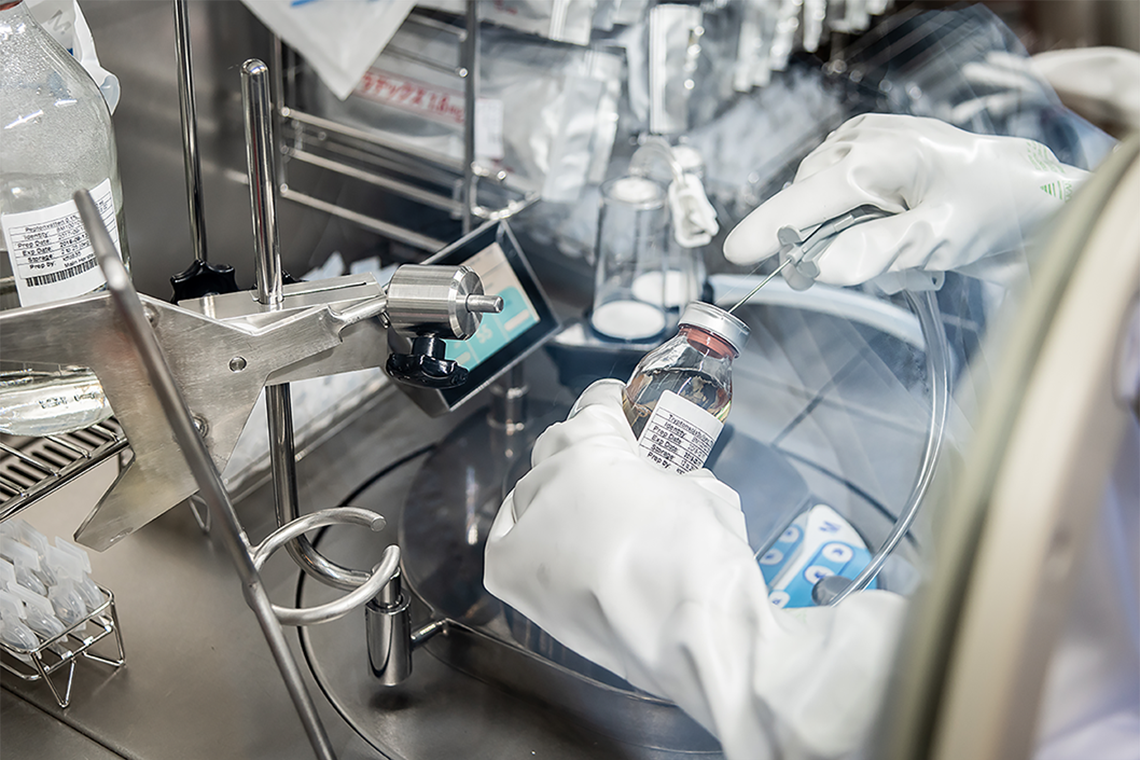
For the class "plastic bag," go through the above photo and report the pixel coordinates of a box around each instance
[27,0,120,112]
[311,22,622,204]
[240,0,416,100]
[417,0,597,47]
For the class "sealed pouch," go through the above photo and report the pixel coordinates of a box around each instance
[309,21,623,204]
[481,0,598,48]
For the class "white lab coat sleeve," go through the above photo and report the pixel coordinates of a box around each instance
[1034,417,1140,760]
[485,380,908,760]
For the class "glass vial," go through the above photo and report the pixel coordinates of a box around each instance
[0,0,129,436]
[623,302,749,474]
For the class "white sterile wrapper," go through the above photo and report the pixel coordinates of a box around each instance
[419,0,597,47]
[240,0,415,100]
[647,3,704,136]
[27,0,120,112]
[312,22,622,204]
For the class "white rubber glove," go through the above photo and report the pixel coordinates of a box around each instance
[485,379,907,760]
[723,114,1089,291]
[1031,47,1140,131]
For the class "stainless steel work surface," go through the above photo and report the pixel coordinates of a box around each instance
[0,386,450,760]
[1,378,684,759]
[299,405,724,760]
[1,689,125,760]
[1,289,939,759]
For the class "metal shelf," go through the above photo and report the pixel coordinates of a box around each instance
[271,6,536,252]
[0,420,127,524]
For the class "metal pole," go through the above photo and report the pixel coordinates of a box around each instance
[461,0,478,234]
[173,0,208,263]
[243,60,282,307]
[75,191,337,760]
[241,60,368,591]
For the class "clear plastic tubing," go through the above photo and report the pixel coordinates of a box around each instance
[825,289,951,605]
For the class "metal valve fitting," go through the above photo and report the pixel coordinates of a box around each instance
[385,265,503,341]
[384,265,503,389]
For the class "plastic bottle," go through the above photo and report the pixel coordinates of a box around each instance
[0,0,129,436]
[0,558,19,593]
[0,587,40,659]
[6,583,65,642]
[0,517,57,585]
[46,576,86,627]
[623,301,749,474]
[47,541,102,611]
[0,537,48,596]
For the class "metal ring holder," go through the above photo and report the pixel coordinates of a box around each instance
[66,54,405,756]
[249,509,400,627]
[129,11,409,752]
[74,192,341,760]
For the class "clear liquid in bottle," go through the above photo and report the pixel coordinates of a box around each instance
[0,1,129,436]
[623,367,732,439]
[622,302,748,474]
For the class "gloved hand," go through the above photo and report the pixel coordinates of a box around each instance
[1031,47,1140,131]
[723,114,1089,291]
[485,379,908,760]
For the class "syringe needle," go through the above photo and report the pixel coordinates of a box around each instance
[728,257,792,314]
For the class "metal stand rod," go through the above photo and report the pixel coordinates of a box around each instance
[244,59,282,308]
[242,59,368,591]
[461,0,478,234]
[173,0,208,263]
[75,191,337,760]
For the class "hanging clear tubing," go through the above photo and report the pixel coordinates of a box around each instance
[823,288,951,605]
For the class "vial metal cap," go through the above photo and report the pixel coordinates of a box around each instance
[679,301,749,354]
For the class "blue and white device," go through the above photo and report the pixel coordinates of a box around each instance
[757,504,876,609]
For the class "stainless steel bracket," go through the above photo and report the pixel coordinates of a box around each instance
[73,189,344,760]
[0,282,385,551]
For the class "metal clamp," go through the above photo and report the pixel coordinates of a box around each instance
[74,190,338,760]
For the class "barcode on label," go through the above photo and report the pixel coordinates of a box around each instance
[636,390,723,475]
[1,177,119,306]
[25,256,97,287]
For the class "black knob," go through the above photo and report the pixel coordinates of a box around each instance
[385,336,469,389]
[170,260,240,302]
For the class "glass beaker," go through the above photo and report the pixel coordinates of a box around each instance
[590,176,668,342]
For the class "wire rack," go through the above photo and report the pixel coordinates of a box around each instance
[0,584,125,708]
[0,419,128,524]
[272,6,535,254]
[0,425,128,707]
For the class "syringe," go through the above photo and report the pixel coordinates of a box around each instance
[728,205,895,313]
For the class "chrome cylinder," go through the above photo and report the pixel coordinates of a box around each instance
[488,365,528,434]
[366,571,412,686]
[241,59,282,307]
[386,265,499,340]
[174,0,208,264]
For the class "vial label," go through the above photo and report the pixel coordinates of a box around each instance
[1,178,119,307]
[636,390,723,475]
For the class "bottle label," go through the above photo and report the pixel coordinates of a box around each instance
[1,179,119,307]
[636,390,723,475]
